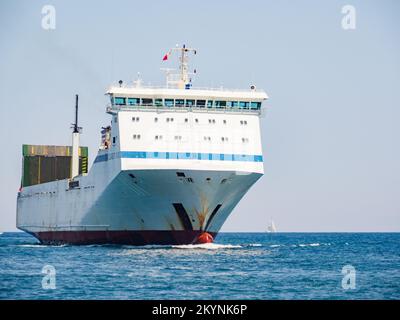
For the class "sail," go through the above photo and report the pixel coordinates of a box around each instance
[266,220,276,233]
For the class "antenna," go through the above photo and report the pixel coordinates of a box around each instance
[72,94,82,134]
[71,94,81,179]
[162,44,197,89]
[73,94,79,133]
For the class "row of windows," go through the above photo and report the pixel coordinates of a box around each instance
[133,135,249,142]
[133,117,247,125]
[204,136,229,142]
[123,151,262,162]
[114,97,262,110]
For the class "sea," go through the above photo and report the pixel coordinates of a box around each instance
[0,232,399,300]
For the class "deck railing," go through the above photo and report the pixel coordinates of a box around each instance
[106,104,263,115]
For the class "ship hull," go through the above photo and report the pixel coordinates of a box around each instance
[17,168,262,245]
[30,230,217,245]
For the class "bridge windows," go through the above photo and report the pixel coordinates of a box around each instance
[113,95,261,109]
[242,137,249,143]
[185,99,195,107]
[114,97,126,105]
[132,117,139,122]
[215,100,226,108]
[112,96,261,110]
[141,98,153,106]
[240,120,247,125]
[239,101,249,109]
[196,100,206,107]
[155,135,163,140]
[127,98,139,105]
[165,99,174,107]
[133,134,141,139]
[221,137,229,142]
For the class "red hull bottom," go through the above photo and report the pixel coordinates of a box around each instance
[31,230,218,245]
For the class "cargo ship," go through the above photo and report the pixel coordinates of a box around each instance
[16,46,268,245]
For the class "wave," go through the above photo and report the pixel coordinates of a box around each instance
[16,244,48,248]
[298,243,320,247]
[247,243,262,247]
[269,244,283,248]
[16,244,68,248]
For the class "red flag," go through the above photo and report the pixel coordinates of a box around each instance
[162,53,168,61]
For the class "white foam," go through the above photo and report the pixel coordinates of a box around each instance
[17,244,48,248]
[270,244,282,248]
[248,243,262,247]
[298,243,320,247]
[172,243,242,250]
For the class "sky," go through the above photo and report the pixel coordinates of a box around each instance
[0,0,399,232]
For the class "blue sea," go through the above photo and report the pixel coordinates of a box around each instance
[0,232,399,300]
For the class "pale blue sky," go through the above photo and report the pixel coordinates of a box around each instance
[0,0,399,232]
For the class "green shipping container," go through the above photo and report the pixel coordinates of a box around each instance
[21,145,89,187]
[22,144,88,157]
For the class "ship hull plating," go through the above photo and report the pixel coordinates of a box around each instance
[31,230,217,245]
[17,169,262,245]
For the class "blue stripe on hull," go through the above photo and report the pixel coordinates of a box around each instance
[94,151,263,163]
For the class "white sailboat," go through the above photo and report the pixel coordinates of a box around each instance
[266,220,276,233]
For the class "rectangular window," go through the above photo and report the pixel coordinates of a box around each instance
[127,98,139,105]
[250,102,261,109]
[155,98,163,106]
[185,99,195,107]
[215,101,226,108]
[165,99,174,107]
[114,97,126,105]
[207,100,214,108]
[231,101,239,108]
[239,101,249,109]
[196,100,206,107]
[226,101,232,107]
[141,98,153,106]
[175,99,184,106]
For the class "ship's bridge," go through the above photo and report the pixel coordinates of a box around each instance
[106,85,268,115]
[106,45,267,115]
